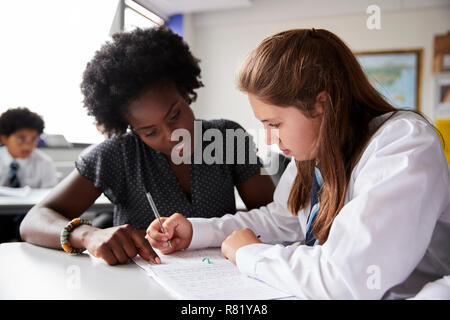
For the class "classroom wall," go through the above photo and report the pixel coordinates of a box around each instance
[184,1,450,156]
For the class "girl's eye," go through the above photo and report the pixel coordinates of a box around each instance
[269,123,281,128]
[170,110,181,121]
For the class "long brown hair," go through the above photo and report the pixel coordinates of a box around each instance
[238,28,401,244]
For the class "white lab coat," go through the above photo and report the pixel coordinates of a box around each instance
[188,111,450,299]
[409,275,450,299]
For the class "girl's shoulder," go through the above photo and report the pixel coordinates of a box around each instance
[355,110,444,173]
[369,111,437,142]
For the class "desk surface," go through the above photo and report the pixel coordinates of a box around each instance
[0,242,174,299]
[0,188,113,215]
[0,188,246,215]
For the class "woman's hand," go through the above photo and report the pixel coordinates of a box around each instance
[221,228,261,264]
[76,224,160,265]
[146,213,193,254]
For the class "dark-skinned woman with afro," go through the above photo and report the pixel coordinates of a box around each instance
[20,26,275,266]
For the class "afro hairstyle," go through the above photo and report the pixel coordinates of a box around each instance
[0,107,45,136]
[80,26,203,135]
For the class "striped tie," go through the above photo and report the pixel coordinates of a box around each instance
[305,167,323,246]
[9,161,21,188]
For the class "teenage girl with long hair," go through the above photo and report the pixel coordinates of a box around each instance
[146,28,450,299]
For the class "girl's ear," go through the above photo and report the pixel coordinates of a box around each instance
[315,90,328,103]
[313,90,328,116]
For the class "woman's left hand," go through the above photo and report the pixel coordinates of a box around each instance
[221,228,262,264]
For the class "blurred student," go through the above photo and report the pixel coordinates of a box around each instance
[0,107,58,188]
[0,107,58,241]
[147,29,450,299]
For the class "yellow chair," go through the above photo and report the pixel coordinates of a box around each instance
[436,118,450,164]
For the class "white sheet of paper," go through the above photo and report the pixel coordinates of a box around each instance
[0,185,31,197]
[133,248,293,300]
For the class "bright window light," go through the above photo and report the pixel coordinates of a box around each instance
[0,0,164,144]
[124,6,159,31]
[124,0,164,29]
[0,0,120,144]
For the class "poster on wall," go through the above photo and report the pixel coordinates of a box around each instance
[355,49,422,111]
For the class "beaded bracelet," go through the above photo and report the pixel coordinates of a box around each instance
[60,218,92,254]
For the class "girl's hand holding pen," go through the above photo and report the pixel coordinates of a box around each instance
[146,213,193,254]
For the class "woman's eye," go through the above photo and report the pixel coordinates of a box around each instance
[170,110,181,121]
[145,131,157,137]
[269,123,281,128]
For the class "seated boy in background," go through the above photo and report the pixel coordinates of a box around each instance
[0,107,58,241]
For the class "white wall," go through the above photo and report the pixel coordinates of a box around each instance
[185,0,450,154]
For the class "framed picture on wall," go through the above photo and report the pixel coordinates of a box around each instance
[435,72,450,118]
[355,49,422,111]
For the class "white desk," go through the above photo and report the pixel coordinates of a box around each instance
[0,188,113,215]
[0,242,174,299]
[0,188,246,215]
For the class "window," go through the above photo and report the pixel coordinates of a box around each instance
[0,0,164,144]
[124,0,164,31]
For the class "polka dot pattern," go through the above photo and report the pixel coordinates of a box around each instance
[75,119,262,229]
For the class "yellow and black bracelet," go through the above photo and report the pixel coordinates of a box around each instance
[60,218,91,254]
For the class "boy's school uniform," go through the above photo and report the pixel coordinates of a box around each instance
[188,111,450,299]
[0,147,58,188]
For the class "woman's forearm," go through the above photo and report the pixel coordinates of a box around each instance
[20,205,74,249]
[20,170,103,249]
